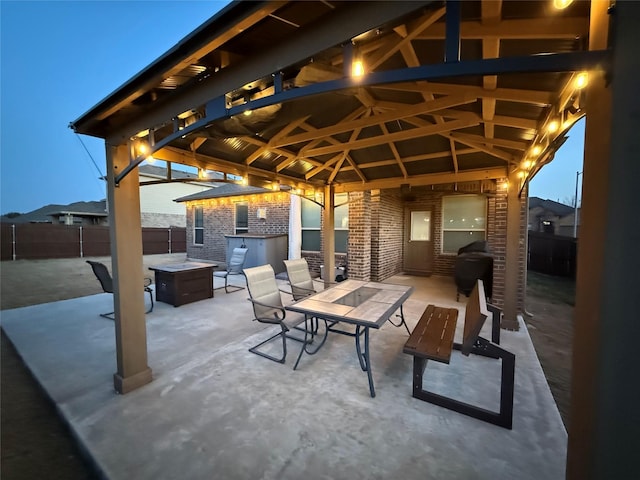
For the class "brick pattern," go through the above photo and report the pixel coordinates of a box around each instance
[490,180,507,307]
[482,178,527,311]
[371,191,404,281]
[347,191,371,280]
[302,251,348,278]
[185,193,290,263]
[181,181,527,312]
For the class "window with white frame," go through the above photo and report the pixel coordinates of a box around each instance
[301,193,349,253]
[235,202,248,234]
[194,206,204,245]
[442,195,486,253]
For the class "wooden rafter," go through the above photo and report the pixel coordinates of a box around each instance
[416,16,589,40]
[481,0,502,139]
[366,6,446,71]
[380,123,408,178]
[373,82,553,105]
[271,95,475,148]
[302,118,479,157]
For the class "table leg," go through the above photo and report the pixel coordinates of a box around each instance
[355,325,375,398]
[388,304,411,334]
[293,315,328,371]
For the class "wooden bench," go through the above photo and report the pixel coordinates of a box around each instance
[403,279,515,429]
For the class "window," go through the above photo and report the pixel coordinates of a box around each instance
[301,193,349,253]
[194,206,203,245]
[235,203,248,234]
[442,195,486,253]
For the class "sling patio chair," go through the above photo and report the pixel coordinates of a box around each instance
[244,264,328,368]
[283,258,317,301]
[214,247,248,293]
[86,260,154,319]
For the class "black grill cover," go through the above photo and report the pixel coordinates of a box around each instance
[454,242,493,299]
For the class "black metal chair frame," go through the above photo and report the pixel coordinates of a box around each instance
[246,297,327,365]
[86,260,154,319]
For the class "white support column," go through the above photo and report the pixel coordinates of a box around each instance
[288,194,302,259]
[322,185,335,288]
[106,143,152,394]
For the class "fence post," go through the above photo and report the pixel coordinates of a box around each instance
[79,225,84,258]
[12,224,16,261]
[168,228,172,254]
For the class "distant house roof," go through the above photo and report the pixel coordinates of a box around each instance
[1,200,108,223]
[528,197,574,217]
[174,184,270,202]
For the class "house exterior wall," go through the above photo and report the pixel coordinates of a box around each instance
[365,180,523,311]
[182,181,526,312]
[185,192,290,263]
[138,174,212,227]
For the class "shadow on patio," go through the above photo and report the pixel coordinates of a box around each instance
[0,273,566,480]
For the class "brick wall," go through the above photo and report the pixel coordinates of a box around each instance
[477,178,527,312]
[347,191,371,280]
[185,193,290,263]
[371,191,404,281]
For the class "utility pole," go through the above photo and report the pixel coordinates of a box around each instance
[573,171,582,237]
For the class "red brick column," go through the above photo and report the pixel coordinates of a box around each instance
[347,191,371,280]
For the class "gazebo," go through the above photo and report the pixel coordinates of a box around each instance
[70,1,639,477]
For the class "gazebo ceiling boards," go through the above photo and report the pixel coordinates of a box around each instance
[71,0,608,195]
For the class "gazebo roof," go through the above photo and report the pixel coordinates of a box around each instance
[70,0,604,194]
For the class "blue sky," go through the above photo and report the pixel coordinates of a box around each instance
[1,1,583,215]
[1,0,229,214]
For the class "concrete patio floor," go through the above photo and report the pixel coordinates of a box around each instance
[0,273,567,480]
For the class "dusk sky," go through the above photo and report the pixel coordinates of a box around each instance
[1,1,583,215]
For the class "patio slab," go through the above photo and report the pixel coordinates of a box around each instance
[0,274,567,480]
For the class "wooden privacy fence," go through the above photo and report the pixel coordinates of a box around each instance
[527,231,577,278]
[0,223,186,261]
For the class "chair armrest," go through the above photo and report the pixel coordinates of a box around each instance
[144,277,152,287]
[247,298,286,322]
[312,278,338,286]
[291,285,316,296]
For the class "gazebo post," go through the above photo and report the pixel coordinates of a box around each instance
[502,171,524,330]
[322,184,335,288]
[106,143,152,394]
[567,1,640,477]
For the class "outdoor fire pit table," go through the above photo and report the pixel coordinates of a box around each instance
[149,262,217,307]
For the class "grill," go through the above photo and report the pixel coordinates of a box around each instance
[454,241,493,301]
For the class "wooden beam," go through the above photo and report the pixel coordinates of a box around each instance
[339,148,478,171]
[272,94,476,148]
[303,118,479,157]
[190,137,207,152]
[373,82,553,105]
[450,132,527,150]
[380,123,408,178]
[416,16,589,40]
[445,134,517,164]
[367,7,446,70]
[333,167,507,192]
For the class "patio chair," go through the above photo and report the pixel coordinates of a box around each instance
[283,258,317,301]
[245,264,325,366]
[214,247,248,293]
[86,260,154,319]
